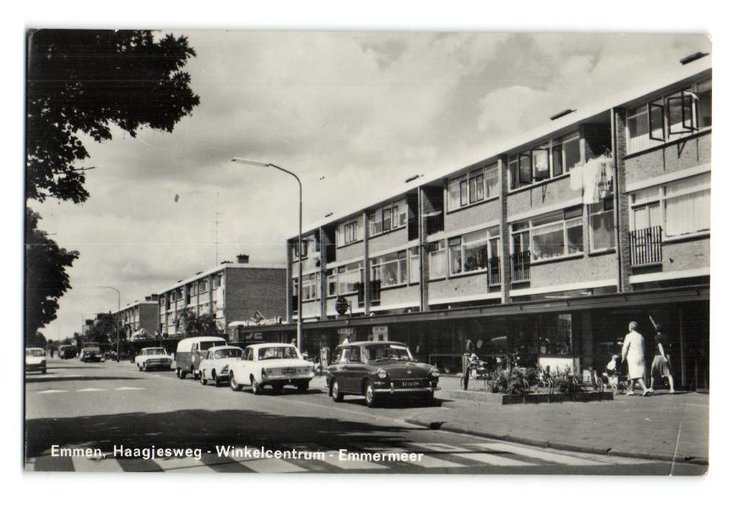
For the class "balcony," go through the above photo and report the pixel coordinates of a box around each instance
[510,251,531,283]
[629,226,662,267]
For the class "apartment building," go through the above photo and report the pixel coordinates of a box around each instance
[116,296,159,340]
[262,54,711,390]
[157,255,286,337]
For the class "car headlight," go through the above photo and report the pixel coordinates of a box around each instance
[429,367,439,377]
[376,368,388,379]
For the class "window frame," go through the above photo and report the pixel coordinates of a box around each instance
[369,200,407,237]
[447,227,499,277]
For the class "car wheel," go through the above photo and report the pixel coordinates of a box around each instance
[212,371,220,387]
[191,367,199,380]
[331,380,344,403]
[251,376,263,395]
[230,373,243,392]
[296,381,309,393]
[422,391,435,406]
[41,366,47,375]
[364,381,377,408]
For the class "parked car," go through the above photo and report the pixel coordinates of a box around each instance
[326,341,439,407]
[58,345,75,360]
[25,348,47,374]
[134,347,173,371]
[80,344,102,362]
[199,345,243,386]
[228,343,314,394]
[175,336,226,379]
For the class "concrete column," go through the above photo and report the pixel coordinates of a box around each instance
[319,230,328,321]
[363,211,370,316]
[418,186,429,312]
[286,241,294,323]
[498,157,511,303]
[612,107,632,292]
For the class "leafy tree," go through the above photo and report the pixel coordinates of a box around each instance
[179,309,219,337]
[25,29,200,338]
[25,209,79,339]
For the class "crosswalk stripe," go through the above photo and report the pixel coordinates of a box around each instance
[469,442,602,466]
[409,442,534,467]
[76,388,106,392]
[38,389,67,394]
[114,387,146,391]
[153,458,214,472]
[72,456,124,472]
[367,446,464,469]
[238,458,308,473]
[319,451,386,471]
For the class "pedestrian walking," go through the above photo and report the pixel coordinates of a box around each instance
[621,321,652,396]
[649,322,675,393]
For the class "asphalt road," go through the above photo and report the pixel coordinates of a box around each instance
[24,358,703,475]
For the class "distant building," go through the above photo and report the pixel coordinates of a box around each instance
[115,296,160,340]
[157,255,286,337]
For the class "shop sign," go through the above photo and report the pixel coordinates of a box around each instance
[371,326,388,341]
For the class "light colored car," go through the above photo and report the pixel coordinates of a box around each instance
[134,347,173,371]
[25,348,47,374]
[229,343,315,394]
[199,345,243,386]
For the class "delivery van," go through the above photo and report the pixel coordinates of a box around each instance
[175,336,226,379]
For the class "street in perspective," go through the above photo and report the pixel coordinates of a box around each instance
[24,30,711,476]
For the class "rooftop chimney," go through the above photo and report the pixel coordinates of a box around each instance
[237,254,250,264]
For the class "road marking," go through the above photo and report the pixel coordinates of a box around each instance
[24,458,35,471]
[319,451,386,470]
[367,445,464,469]
[72,456,124,472]
[409,442,535,467]
[76,388,106,392]
[38,389,68,394]
[469,442,603,466]
[114,387,146,391]
[154,458,215,472]
[237,458,308,473]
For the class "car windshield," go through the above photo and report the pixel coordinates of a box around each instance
[213,348,242,359]
[365,344,413,362]
[258,346,298,360]
[26,349,45,357]
[144,349,166,356]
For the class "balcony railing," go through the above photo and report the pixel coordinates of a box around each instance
[510,251,531,283]
[629,225,663,267]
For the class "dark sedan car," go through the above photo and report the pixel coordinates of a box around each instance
[326,341,439,407]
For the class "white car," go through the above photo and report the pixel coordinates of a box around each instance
[25,348,47,374]
[199,345,243,386]
[134,347,173,371]
[229,343,315,394]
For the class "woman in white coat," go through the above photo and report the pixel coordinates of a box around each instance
[621,321,652,396]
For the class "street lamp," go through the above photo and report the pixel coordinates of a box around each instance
[231,158,304,352]
[97,285,121,361]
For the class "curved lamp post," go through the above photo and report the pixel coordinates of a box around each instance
[231,158,304,352]
[96,285,121,361]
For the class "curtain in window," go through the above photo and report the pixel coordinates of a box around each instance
[665,174,711,236]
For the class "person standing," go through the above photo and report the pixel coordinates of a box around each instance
[621,321,652,396]
[650,323,675,393]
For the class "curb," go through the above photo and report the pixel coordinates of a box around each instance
[403,417,708,467]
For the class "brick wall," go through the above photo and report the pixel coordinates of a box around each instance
[529,253,617,289]
[625,132,711,187]
[427,273,489,302]
[444,198,500,232]
[224,267,287,324]
[662,237,710,273]
[506,176,581,217]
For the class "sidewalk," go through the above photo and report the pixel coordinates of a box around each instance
[402,375,708,465]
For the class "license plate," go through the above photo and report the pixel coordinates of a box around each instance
[283,368,296,374]
[400,381,421,388]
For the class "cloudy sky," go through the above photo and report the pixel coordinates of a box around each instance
[29,30,711,340]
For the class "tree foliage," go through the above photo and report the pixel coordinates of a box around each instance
[179,309,219,337]
[25,209,79,339]
[24,30,200,338]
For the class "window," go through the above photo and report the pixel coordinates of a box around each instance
[508,133,581,190]
[590,198,615,251]
[301,273,319,301]
[369,201,406,236]
[428,240,447,279]
[518,206,584,261]
[630,173,710,238]
[626,79,712,154]
[370,251,408,288]
[337,261,362,295]
[409,247,420,284]
[213,274,222,288]
[339,219,360,245]
[448,167,498,211]
[326,270,336,297]
[448,228,498,276]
